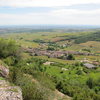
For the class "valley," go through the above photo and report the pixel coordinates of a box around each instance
[0,27,100,100]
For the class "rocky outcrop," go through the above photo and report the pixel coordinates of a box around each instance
[0,65,9,78]
[0,80,23,100]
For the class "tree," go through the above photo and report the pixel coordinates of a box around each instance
[67,54,75,60]
[0,38,22,64]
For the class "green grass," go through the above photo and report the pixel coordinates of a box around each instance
[34,56,76,64]
[1,30,100,53]
[75,55,100,61]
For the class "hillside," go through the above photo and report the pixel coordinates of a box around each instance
[74,31,100,43]
[0,28,100,100]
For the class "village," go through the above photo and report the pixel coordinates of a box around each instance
[25,47,94,58]
[23,47,100,69]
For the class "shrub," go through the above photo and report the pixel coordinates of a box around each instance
[0,39,20,58]
[3,56,15,66]
[76,70,83,75]
[86,77,95,89]
[9,67,54,100]
[16,75,50,100]
[0,38,22,64]
[67,54,75,60]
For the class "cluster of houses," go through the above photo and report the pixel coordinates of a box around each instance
[83,63,97,69]
[24,47,94,59]
[23,47,99,69]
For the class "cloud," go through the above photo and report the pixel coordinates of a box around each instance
[0,8,100,25]
[0,0,100,7]
[0,0,100,25]
[52,9,100,15]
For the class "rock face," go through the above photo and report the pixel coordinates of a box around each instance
[0,65,9,78]
[0,80,23,100]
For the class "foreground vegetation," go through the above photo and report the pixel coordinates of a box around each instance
[0,28,100,100]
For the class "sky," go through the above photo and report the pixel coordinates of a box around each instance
[0,0,100,25]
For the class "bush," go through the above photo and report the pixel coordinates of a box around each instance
[76,70,83,75]
[16,75,50,100]
[9,67,54,100]
[86,77,95,89]
[47,46,55,51]
[0,39,20,58]
[3,56,15,66]
[0,38,22,64]
[67,54,75,60]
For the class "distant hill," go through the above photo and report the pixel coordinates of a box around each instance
[74,31,100,43]
[0,25,100,34]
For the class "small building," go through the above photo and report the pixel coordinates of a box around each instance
[83,63,97,69]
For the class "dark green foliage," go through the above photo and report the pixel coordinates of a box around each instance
[3,56,15,66]
[0,39,20,58]
[67,54,75,60]
[18,61,55,91]
[55,79,100,100]
[76,69,83,75]
[11,58,56,99]
[9,67,20,83]
[86,77,95,89]
[9,67,55,100]
[33,39,45,43]
[16,74,50,100]
[47,46,55,51]
[82,48,91,52]
[86,77,100,93]
[0,38,21,65]
[74,31,100,43]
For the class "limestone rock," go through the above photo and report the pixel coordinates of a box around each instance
[0,65,9,78]
[0,80,23,100]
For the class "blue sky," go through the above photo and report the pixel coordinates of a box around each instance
[0,0,100,25]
